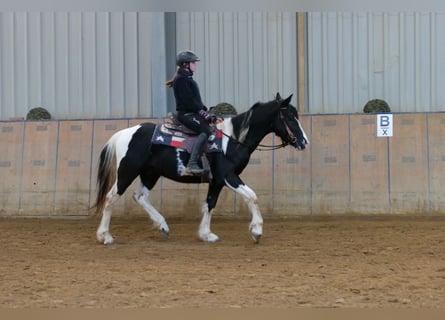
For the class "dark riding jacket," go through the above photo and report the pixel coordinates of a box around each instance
[173,68,206,113]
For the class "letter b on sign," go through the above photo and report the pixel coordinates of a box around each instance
[377,114,393,137]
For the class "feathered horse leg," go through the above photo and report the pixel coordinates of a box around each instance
[96,185,120,244]
[133,183,170,237]
[225,176,263,243]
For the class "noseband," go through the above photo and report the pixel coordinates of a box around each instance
[278,107,298,145]
[249,107,298,151]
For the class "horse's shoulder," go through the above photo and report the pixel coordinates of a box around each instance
[122,122,156,142]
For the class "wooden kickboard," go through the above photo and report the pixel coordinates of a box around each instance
[0,122,24,215]
[349,115,390,214]
[20,121,58,215]
[54,121,93,215]
[273,115,312,215]
[310,115,350,214]
[389,114,428,214]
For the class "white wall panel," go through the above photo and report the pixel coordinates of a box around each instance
[109,12,125,117]
[0,12,15,116]
[0,12,167,120]
[81,12,97,116]
[4,12,445,118]
[123,12,138,117]
[54,12,69,116]
[14,13,29,115]
[308,12,445,114]
[176,12,298,112]
[95,12,110,117]
[147,12,168,117]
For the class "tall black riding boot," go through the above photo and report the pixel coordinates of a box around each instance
[187,132,208,174]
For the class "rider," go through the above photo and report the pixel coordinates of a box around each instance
[166,50,216,174]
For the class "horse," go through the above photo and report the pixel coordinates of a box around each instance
[94,93,309,244]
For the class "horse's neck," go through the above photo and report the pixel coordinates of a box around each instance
[227,113,272,151]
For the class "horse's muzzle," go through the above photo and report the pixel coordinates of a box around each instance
[293,138,308,150]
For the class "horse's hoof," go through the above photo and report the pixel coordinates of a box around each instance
[160,228,170,238]
[97,232,115,245]
[249,223,263,243]
[103,236,115,245]
[199,232,219,243]
[157,221,170,238]
[251,233,262,244]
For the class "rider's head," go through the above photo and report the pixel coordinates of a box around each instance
[166,50,200,88]
[176,50,200,69]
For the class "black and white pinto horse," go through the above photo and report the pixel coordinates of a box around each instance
[94,93,308,244]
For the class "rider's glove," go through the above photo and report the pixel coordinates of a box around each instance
[199,109,217,123]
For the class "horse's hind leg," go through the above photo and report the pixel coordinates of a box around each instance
[133,183,170,237]
[96,184,120,245]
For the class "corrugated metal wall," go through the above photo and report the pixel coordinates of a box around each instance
[0,12,167,120]
[307,12,445,114]
[3,12,445,119]
[175,12,298,111]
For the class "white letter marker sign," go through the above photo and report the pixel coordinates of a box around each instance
[377,114,393,137]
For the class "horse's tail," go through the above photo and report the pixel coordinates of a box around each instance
[93,139,117,216]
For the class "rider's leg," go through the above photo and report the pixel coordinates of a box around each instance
[187,132,208,174]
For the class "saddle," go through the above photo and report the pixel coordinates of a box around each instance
[151,112,223,154]
[164,112,201,135]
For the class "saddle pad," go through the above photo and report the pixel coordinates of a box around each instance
[151,124,223,154]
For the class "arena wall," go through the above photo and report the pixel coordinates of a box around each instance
[1,113,444,218]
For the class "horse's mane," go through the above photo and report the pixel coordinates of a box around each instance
[230,100,279,144]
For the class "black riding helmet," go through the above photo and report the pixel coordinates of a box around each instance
[176,50,200,66]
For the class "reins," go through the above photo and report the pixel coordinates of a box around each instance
[216,126,290,151]
[214,105,297,151]
[257,140,289,151]
[219,130,289,150]
[216,112,295,151]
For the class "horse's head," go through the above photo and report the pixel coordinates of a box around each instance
[273,93,309,150]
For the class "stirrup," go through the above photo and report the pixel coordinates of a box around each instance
[186,164,204,174]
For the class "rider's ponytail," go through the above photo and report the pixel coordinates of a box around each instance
[166,68,179,88]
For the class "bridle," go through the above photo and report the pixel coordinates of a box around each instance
[278,106,299,146]
[216,107,299,151]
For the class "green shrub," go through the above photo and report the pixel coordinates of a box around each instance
[209,102,237,115]
[363,99,391,113]
[26,107,52,120]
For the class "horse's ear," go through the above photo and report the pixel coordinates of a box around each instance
[281,94,293,106]
[275,92,282,101]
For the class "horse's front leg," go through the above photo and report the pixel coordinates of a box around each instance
[225,177,263,243]
[198,184,224,243]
